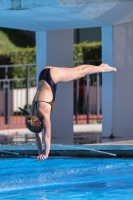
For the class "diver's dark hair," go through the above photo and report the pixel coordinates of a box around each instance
[18,107,43,133]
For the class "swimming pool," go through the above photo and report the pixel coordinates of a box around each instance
[0,157,133,200]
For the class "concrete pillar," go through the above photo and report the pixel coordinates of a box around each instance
[102,26,113,137]
[113,22,133,139]
[36,31,47,83]
[36,30,74,144]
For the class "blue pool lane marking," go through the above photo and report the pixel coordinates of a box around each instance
[0,150,20,155]
[71,146,116,157]
[73,146,117,157]
[0,146,117,157]
[88,149,116,157]
[52,144,117,157]
[0,150,36,158]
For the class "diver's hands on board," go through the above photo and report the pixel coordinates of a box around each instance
[100,63,117,72]
[37,154,48,161]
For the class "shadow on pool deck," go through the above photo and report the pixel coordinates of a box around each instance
[0,123,133,145]
[74,124,133,145]
[0,124,133,158]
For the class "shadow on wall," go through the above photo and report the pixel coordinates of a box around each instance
[0,28,35,47]
[0,90,13,116]
[0,87,36,116]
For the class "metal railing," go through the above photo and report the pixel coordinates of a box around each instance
[0,64,36,128]
[0,61,102,128]
[73,60,102,124]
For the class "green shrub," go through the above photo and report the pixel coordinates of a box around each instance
[0,41,102,79]
[0,47,36,80]
[74,41,101,65]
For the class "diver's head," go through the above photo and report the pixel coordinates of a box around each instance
[18,107,43,133]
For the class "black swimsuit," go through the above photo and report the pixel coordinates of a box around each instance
[32,68,57,112]
[39,68,57,100]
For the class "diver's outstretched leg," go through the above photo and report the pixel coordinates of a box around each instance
[49,63,116,83]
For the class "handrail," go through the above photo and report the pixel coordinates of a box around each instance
[0,63,36,68]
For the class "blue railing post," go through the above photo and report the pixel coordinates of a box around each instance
[97,73,100,123]
[26,65,29,110]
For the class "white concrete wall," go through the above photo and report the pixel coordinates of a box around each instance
[113,21,133,139]
[0,90,13,115]
[36,30,74,144]
[13,87,36,111]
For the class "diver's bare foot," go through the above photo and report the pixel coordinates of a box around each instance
[100,63,117,72]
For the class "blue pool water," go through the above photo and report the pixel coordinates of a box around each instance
[0,157,133,200]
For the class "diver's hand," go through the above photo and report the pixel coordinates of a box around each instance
[37,154,48,161]
[100,63,117,72]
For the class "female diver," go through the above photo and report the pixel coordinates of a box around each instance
[19,64,116,161]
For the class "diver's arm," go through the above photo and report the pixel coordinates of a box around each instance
[35,132,43,155]
[36,113,51,161]
[43,117,51,159]
[35,132,47,161]
[36,115,51,160]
